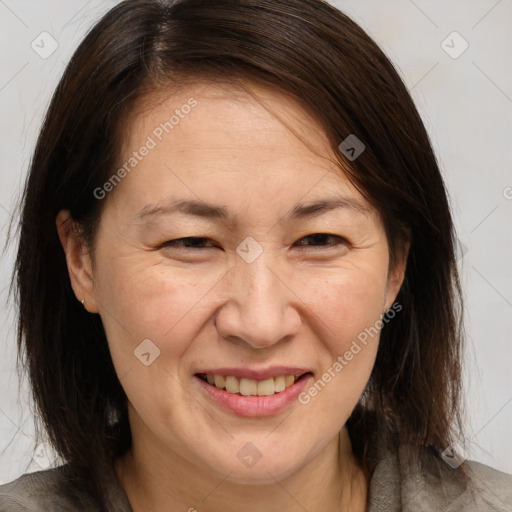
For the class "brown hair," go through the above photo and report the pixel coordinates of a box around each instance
[8,0,466,509]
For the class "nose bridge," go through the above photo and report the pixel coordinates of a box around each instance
[216,249,300,348]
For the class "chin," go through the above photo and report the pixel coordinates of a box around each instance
[218,462,300,486]
[197,445,306,486]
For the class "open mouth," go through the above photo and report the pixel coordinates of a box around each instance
[195,372,312,397]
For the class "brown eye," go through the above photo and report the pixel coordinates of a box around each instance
[294,234,346,248]
[160,237,217,249]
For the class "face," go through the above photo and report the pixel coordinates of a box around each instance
[60,81,406,484]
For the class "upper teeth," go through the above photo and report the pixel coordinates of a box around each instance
[204,374,300,396]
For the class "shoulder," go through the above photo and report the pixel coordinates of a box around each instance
[368,445,512,511]
[452,459,512,511]
[405,449,512,511]
[0,466,99,511]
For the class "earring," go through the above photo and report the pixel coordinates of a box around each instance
[81,299,85,308]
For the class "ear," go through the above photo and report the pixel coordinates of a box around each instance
[56,209,99,313]
[383,235,410,313]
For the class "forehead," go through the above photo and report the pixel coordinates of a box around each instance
[123,79,335,161]
[108,80,374,223]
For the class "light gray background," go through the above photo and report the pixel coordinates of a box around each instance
[0,0,511,484]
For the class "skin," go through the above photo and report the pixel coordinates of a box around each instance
[56,80,408,512]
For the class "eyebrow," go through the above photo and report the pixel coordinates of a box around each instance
[135,197,370,223]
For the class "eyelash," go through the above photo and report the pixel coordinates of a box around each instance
[160,234,347,250]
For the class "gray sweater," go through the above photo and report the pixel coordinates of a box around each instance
[1,444,511,511]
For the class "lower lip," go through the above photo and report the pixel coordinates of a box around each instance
[194,374,313,417]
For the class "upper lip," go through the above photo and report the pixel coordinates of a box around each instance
[195,366,313,380]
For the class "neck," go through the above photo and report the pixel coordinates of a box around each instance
[115,422,367,512]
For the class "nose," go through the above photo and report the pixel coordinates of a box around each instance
[214,252,302,349]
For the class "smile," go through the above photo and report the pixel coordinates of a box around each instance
[196,373,305,396]
[194,372,314,417]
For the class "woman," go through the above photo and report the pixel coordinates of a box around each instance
[1,0,510,510]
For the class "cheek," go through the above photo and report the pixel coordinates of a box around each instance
[303,262,388,341]
[297,264,387,400]
[96,247,389,352]
[94,254,226,360]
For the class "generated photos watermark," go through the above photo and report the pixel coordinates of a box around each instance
[93,97,198,200]
[298,301,402,405]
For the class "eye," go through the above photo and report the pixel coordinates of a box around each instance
[160,237,217,250]
[293,233,347,248]
[159,234,347,251]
